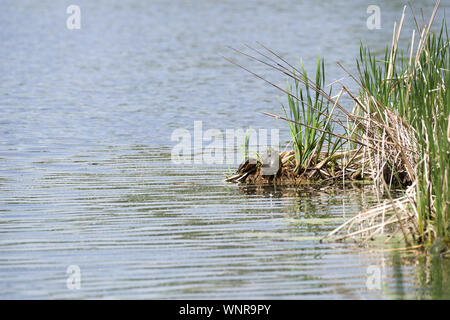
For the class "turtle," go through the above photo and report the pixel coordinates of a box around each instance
[225,157,258,182]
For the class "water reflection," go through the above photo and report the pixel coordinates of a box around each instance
[1,0,449,299]
[415,253,450,299]
[0,143,447,299]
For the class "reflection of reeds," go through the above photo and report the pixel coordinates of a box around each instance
[226,1,449,246]
[322,184,417,244]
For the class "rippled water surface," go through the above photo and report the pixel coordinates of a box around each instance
[1,0,449,299]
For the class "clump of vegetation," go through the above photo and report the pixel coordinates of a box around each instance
[348,3,449,245]
[226,1,449,248]
[283,56,343,173]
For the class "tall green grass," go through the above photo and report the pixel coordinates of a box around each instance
[281,6,448,244]
[226,1,448,246]
[407,24,449,243]
[356,19,449,243]
[283,56,341,172]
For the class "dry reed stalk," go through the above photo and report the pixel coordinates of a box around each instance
[322,185,417,242]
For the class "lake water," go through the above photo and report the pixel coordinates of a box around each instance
[0,0,449,299]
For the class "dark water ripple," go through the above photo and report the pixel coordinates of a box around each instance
[0,0,449,299]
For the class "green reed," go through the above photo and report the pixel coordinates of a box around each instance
[357,19,449,243]
[283,55,341,172]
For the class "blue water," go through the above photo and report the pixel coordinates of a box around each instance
[0,0,449,299]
